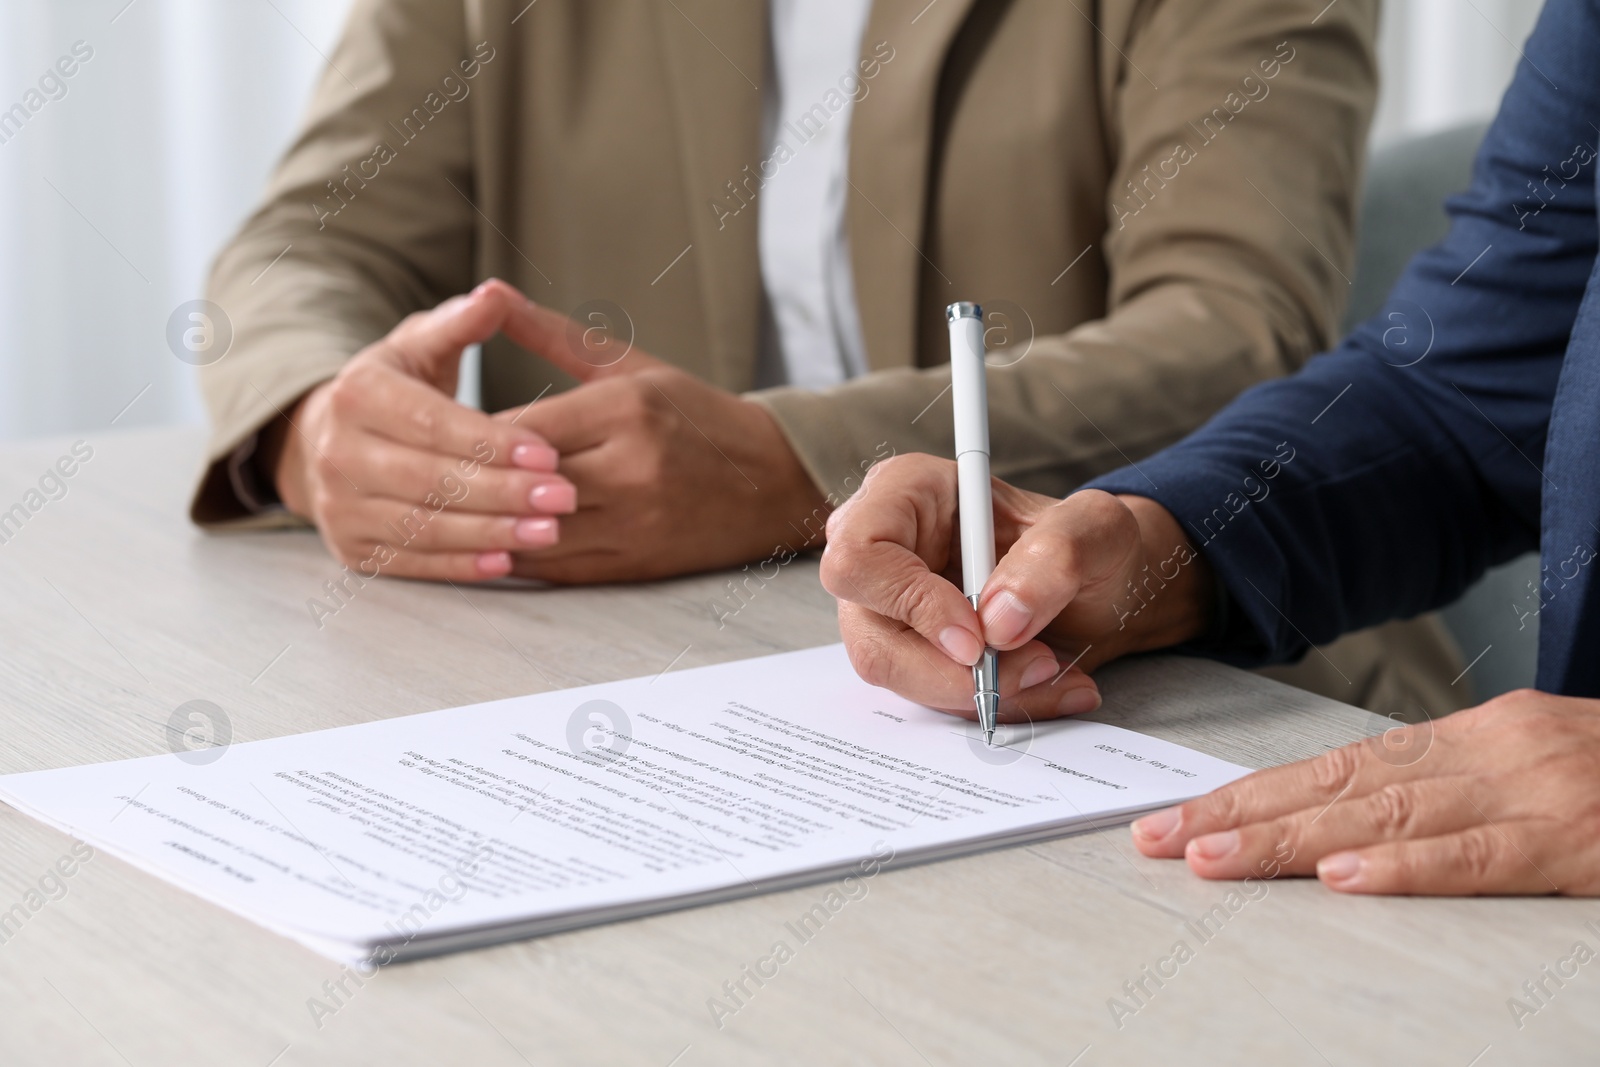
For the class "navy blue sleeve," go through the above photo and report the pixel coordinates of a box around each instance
[1085,0,1600,667]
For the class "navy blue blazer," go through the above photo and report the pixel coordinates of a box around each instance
[1087,0,1600,696]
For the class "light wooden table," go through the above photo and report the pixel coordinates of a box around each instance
[0,427,1594,1066]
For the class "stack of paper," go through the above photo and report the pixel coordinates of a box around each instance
[0,645,1246,963]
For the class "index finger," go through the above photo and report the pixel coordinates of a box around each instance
[820,454,981,665]
[337,361,556,470]
[1131,723,1450,857]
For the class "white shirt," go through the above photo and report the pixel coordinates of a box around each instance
[755,0,874,389]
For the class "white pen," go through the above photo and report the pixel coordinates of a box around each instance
[946,302,999,746]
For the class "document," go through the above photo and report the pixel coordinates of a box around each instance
[0,645,1247,963]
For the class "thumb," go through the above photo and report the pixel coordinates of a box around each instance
[500,295,667,383]
[377,280,535,381]
[976,489,1140,650]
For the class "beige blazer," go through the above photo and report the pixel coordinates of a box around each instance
[193,0,1468,715]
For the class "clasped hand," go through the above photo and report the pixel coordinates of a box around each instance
[271,280,824,584]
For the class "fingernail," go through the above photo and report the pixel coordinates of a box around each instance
[514,517,558,546]
[1318,851,1363,886]
[529,482,576,513]
[980,590,1032,647]
[1018,656,1059,690]
[1132,807,1181,842]
[938,626,982,666]
[1189,830,1239,861]
[512,443,558,470]
[1061,686,1101,715]
[476,551,512,576]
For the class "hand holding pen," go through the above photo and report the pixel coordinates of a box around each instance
[821,303,1212,730]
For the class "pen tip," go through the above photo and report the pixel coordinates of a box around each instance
[983,728,995,747]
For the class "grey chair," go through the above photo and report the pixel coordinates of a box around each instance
[1343,122,1539,699]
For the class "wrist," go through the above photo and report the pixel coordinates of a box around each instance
[748,401,833,551]
[263,388,318,517]
[1111,495,1214,656]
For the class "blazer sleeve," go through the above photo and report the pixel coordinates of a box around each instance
[190,0,479,525]
[1084,0,1600,666]
[751,0,1378,499]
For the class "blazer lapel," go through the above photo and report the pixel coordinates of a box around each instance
[654,0,768,390]
[849,0,979,371]
[1538,256,1600,696]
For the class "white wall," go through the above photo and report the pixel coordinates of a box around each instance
[1371,0,1542,147]
[0,0,1551,442]
[0,0,353,443]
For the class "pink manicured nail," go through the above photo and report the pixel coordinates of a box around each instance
[1061,687,1101,715]
[1133,807,1181,842]
[938,626,982,666]
[1189,830,1239,861]
[529,482,576,513]
[1018,657,1059,690]
[1318,851,1362,886]
[514,517,558,546]
[980,590,1032,646]
[512,443,559,471]
[476,551,512,576]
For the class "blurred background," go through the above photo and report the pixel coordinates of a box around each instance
[0,0,1546,444]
